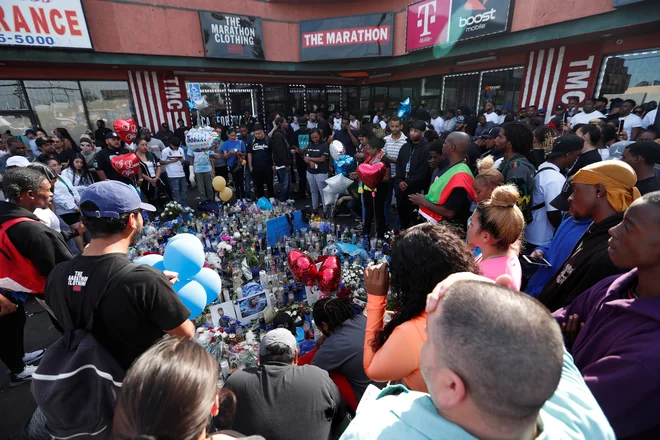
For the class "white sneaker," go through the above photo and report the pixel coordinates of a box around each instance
[23,349,45,365]
[10,364,38,387]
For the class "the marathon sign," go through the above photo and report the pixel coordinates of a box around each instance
[200,12,264,60]
[0,0,92,49]
[300,13,393,61]
[406,0,511,52]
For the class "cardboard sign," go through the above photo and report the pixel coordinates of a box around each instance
[200,12,264,60]
[265,211,307,247]
[0,0,92,49]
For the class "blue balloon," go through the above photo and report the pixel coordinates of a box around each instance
[333,155,356,177]
[193,267,223,305]
[174,280,206,320]
[153,260,166,271]
[397,97,411,119]
[256,197,274,210]
[134,254,164,267]
[168,233,198,244]
[163,237,205,279]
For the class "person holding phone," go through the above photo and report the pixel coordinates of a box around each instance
[221,128,246,201]
[160,136,187,206]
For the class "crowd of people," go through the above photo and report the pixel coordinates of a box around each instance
[0,94,659,440]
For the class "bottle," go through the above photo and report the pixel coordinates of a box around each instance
[258,312,266,331]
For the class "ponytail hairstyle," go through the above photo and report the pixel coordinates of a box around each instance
[474,155,504,189]
[475,184,525,255]
[113,338,231,440]
[312,297,356,335]
[533,126,556,154]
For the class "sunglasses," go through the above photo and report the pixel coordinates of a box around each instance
[81,143,92,147]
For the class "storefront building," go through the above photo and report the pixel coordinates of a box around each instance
[0,0,659,141]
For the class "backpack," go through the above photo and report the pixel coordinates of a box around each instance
[31,264,136,439]
[530,167,555,213]
[0,217,47,293]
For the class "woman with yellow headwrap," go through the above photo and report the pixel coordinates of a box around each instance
[537,161,641,312]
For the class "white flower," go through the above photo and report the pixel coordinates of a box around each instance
[233,232,241,240]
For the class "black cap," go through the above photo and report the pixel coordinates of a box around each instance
[275,117,285,126]
[411,120,427,132]
[555,104,565,111]
[105,132,120,140]
[480,126,501,140]
[298,117,308,125]
[547,135,584,158]
[36,137,53,147]
[550,176,575,211]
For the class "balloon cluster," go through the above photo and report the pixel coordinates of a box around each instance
[397,97,411,119]
[330,140,356,177]
[185,127,216,152]
[287,250,341,295]
[134,233,222,319]
[212,176,233,202]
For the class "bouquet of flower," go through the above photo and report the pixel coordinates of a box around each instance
[342,261,366,296]
[161,201,186,221]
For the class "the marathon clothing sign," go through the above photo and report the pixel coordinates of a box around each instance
[200,12,264,60]
[406,0,511,52]
[300,13,393,61]
[0,0,92,49]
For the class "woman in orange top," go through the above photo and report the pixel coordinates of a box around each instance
[363,223,478,392]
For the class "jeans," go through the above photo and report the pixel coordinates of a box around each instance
[168,176,188,206]
[0,301,26,374]
[195,171,214,202]
[307,171,328,213]
[276,167,290,201]
[252,166,274,199]
[244,166,253,200]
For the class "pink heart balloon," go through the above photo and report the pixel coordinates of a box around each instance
[287,250,318,286]
[113,118,138,144]
[357,162,387,190]
[110,153,140,180]
[317,255,341,295]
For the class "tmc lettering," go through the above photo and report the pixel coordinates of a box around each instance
[303,26,390,48]
[0,5,82,36]
[211,16,256,45]
[561,55,595,104]
[163,78,183,110]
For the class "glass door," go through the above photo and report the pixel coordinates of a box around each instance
[0,111,36,136]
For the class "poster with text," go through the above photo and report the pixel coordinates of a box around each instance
[0,0,92,49]
[200,12,264,60]
[300,13,393,62]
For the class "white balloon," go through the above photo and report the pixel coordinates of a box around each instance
[325,173,353,195]
[323,186,338,206]
[329,140,345,161]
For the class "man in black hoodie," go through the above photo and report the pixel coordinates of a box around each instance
[537,161,640,311]
[271,117,293,201]
[395,120,432,229]
[0,167,73,386]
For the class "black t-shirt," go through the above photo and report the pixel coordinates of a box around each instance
[54,148,75,166]
[636,176,660,195]
[305,142,330,174]
[247,137,272,168]
[94,146,134,184]
[45,254,190,370]
[441,187,472,231]
[567,149,602,177]
[332,129,358,157]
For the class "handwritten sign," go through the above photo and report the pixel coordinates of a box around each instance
[266,211,307,247]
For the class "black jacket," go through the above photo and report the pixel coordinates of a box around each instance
[0,201,73,283]
[537,213,626,312]
[271,129,292,167]
[395,138,432,193]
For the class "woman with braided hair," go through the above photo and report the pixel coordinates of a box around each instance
[312,297,376,404]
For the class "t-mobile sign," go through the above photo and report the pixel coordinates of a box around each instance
[406,0,511,52]
[300,13,393,61]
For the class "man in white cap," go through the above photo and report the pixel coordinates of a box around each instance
[225,328,347,440]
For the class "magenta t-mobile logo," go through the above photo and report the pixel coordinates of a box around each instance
[416,0,437,37]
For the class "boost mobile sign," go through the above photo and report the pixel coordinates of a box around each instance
[406,0,511,52]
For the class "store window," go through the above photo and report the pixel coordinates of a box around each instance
[193,83,230,126]
[80,81,132,131]
[597,48,660,105]
[327,86,342,114]
[264,85,287,118]
[479,67,523,113]
[442,73,480,112]
[0,80,33,135]
[360,87,372,113]
[347,87,360,115]
[421,77,442,111]
[24,80,87,141]
[0,80,28,111]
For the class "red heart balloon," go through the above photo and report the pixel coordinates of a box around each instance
[287,250,318,286]
[317,255,341,295]
[357,162,387,190]
[113,118,138,144]
[110,153,140,180]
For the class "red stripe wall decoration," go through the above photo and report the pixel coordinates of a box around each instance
[519,44,602,113]
[128,71,190,132]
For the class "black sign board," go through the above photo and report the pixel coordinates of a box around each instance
[200,12,265,59]
[300,13,393,62]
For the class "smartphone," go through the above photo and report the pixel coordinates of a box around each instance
[523,255,552,267]
[618,119,625,135]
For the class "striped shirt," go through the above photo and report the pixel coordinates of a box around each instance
[383,133,407,177]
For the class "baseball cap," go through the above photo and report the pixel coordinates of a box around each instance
[36,137,53,147]
[501,103,512,111]
[537,109,547,116]
[24,129,36,136]
[411,120,427,132]
[430,109,438,117]
[481,126,502,140]
[550,176,575,211]
[105,132,120,140]
[456,115,466,124]
[80,181,155,218]
[298,117,308,125]
[6,156,30,168]
[260,328,297,357]
[555,104,565,111]
[275,117,286,126]
[547,135,584,158]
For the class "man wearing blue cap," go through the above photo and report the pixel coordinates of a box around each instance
[45,180,194,372]
[498,104,511,125]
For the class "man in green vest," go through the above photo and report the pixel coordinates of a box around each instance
[409,132,476,230]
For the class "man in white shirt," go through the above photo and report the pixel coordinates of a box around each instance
[642,108,657,129]
[442,109,457,133]
[290,116,300,133]
[498,104,511,125]
[618,99,643,140]
[526,135,583,248]
[160,136,187,206]
[379,114,390,130]
[307,113,318,129]
[383,116,407,229]
[570,98,605,125]
[332,112,342,132]
[483,101,499,125]
[372,110,382,125]
[430,110,444,134]
[545,104,566,124]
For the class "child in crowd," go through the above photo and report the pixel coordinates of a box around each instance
[469,156,504,257]
[468,184,524,290]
